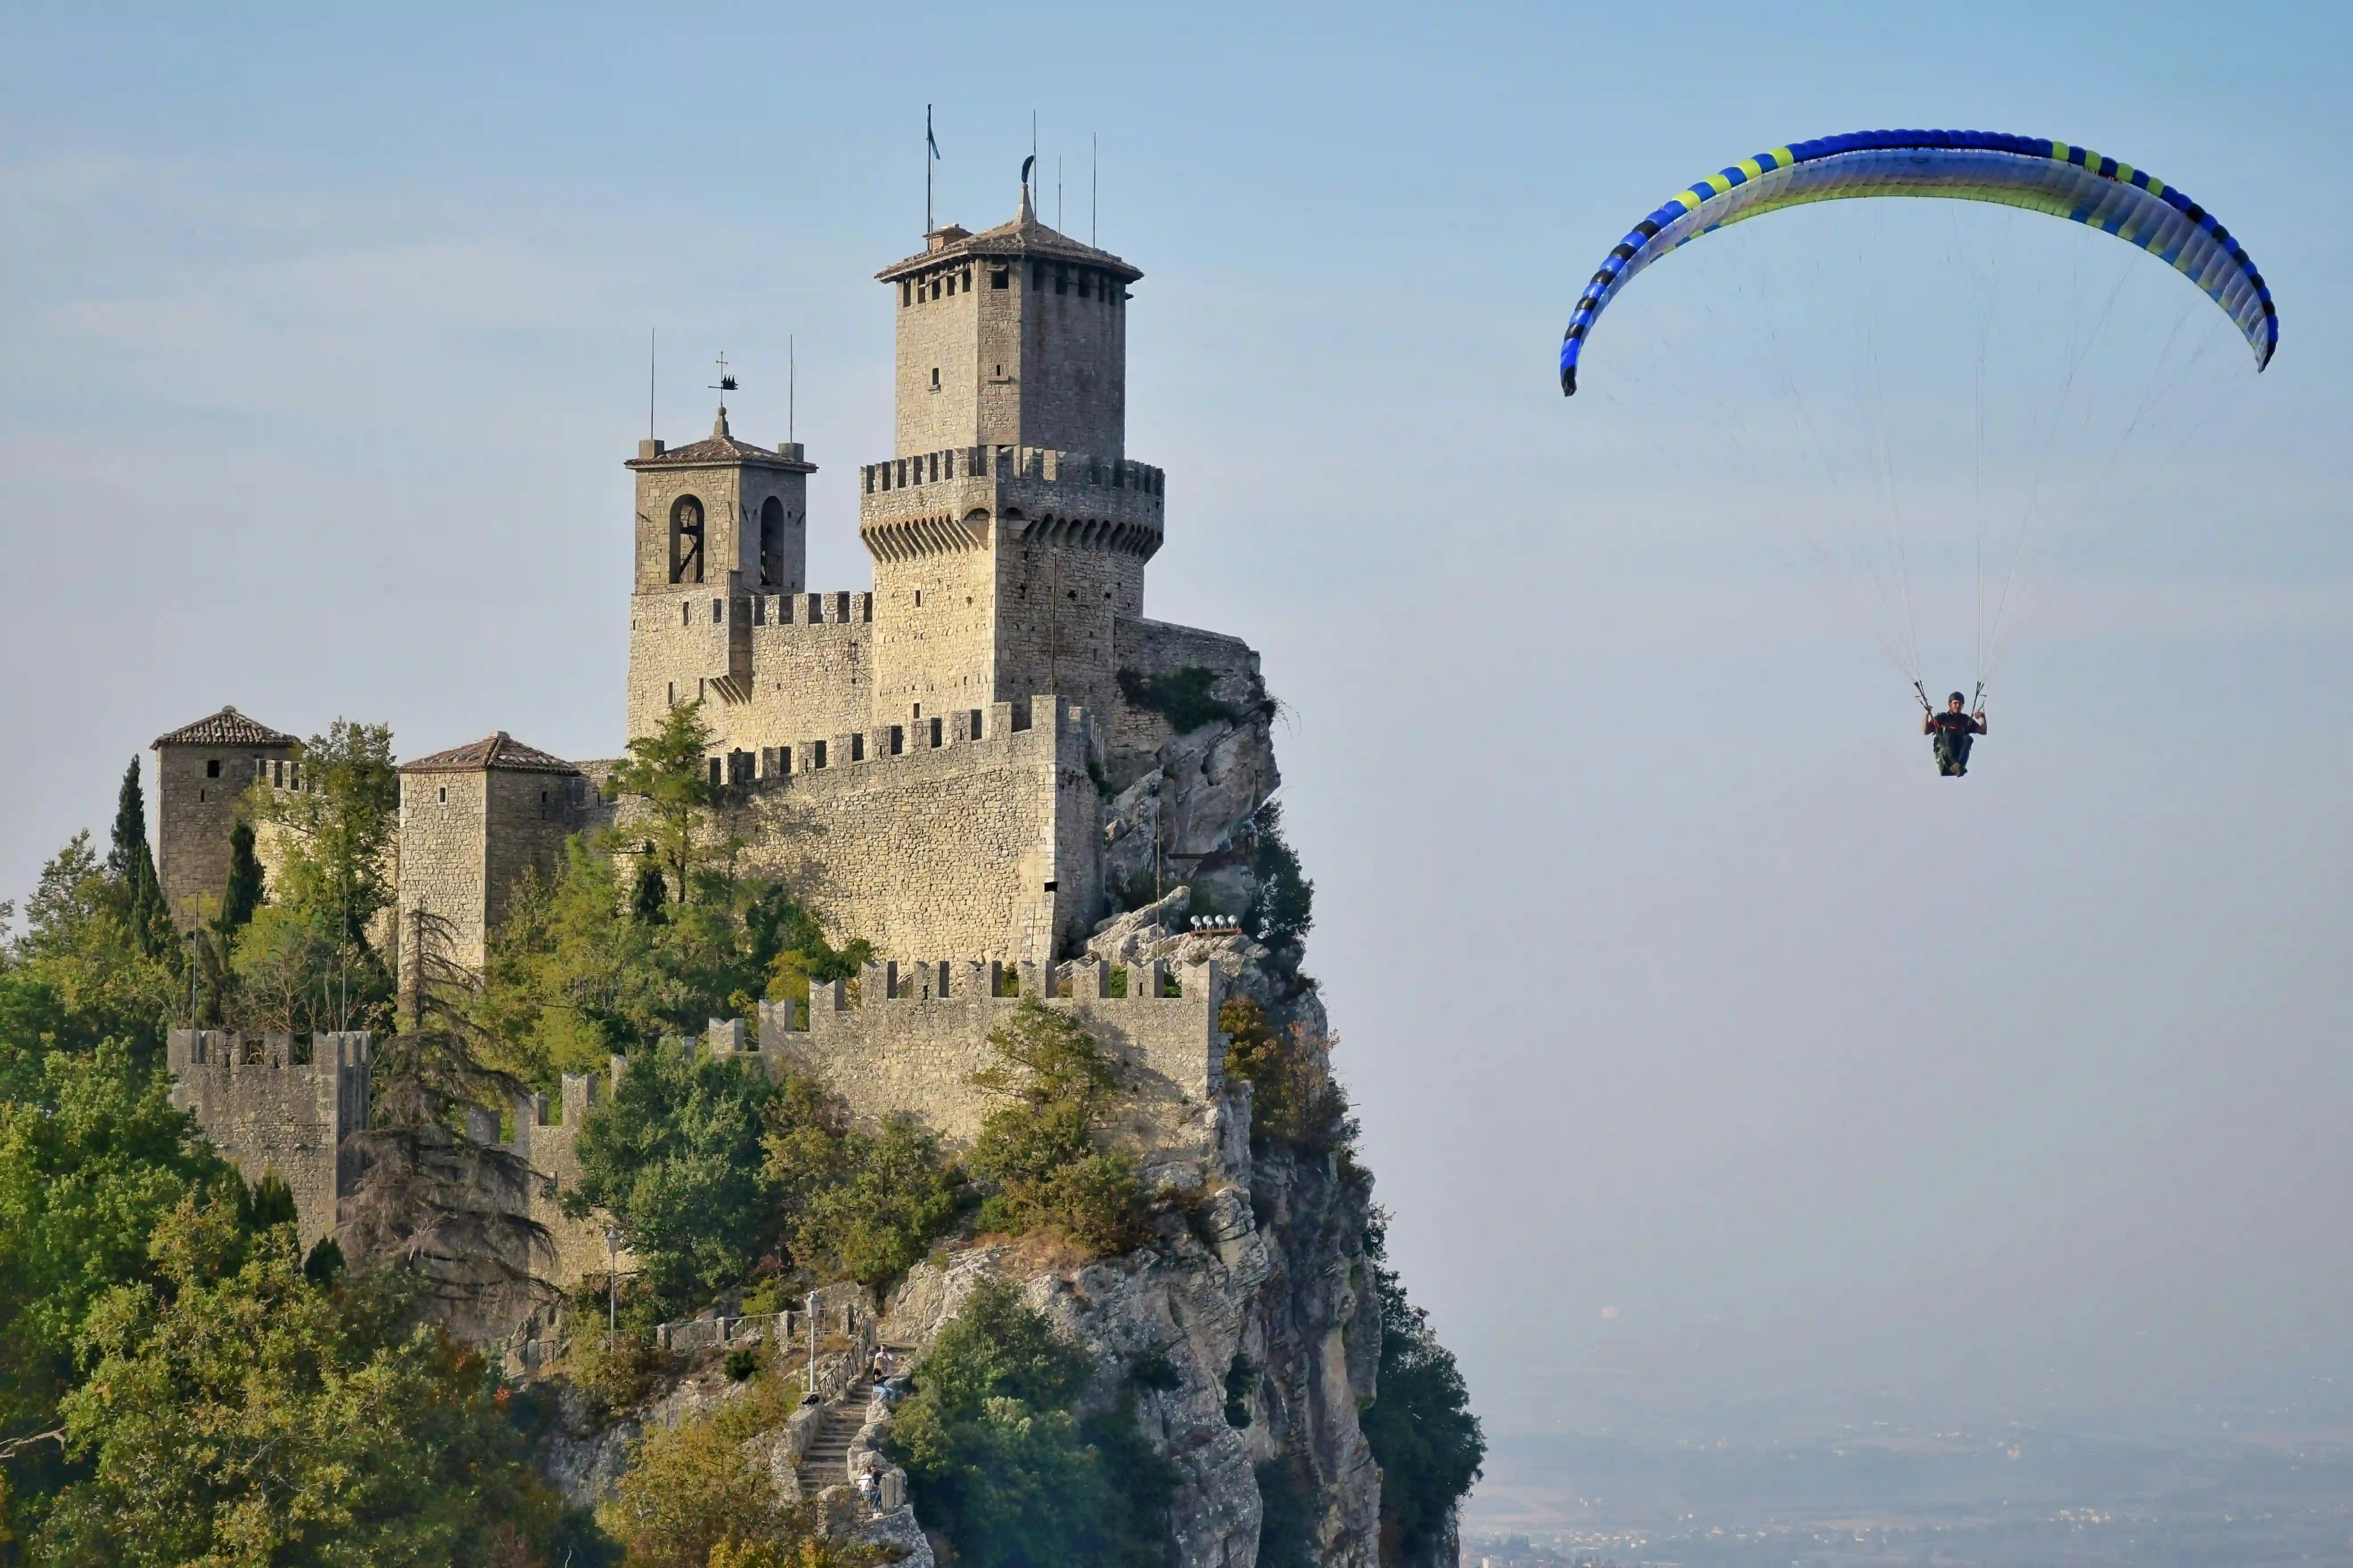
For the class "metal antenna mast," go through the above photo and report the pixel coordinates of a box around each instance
[788,335,796,444]
[648,328,656,439]
[1091,132,1098,246]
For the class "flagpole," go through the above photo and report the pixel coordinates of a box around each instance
[925,105,933,235]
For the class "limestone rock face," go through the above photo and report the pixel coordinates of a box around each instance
[1102,699,1281,917]
[882,936,1379,1568]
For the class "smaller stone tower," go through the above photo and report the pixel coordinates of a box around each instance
[396,732,592,972]
[152,705,298,930]
[624,412,818,740]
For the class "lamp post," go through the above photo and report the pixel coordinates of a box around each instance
[605,1226,619,1345]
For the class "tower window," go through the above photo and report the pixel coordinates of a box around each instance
[1054,269,1068,296]
[991,268,1008,289]
[1032,263,1044,290]
[914,590,922,606]
[889,725,904,756]
[929,717,943,749]
[759,496,786,587]
[712,599,723,625]
[206,759,221,777]
[1078,274,1090,299]
[901,279,912,306]
[961,268,972,291]
[437,786,447,803]
[850,732,865,763]
[969,708,983,740]
[930,367,940,390]
[670,495,706,584]
[812,740,827,770]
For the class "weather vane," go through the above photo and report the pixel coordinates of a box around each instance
[709,352,738,412]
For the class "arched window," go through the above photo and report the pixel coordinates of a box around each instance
[670,495,705,584]
[759,496,786,588]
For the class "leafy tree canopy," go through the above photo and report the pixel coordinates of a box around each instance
[966,1002,1146,1257]
[37,1195,564,1568]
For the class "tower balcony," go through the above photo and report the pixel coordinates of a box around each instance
[858,445,1163,562]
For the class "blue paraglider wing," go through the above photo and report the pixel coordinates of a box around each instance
[1559,130,2277,395]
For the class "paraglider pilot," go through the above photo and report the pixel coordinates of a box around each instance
[1923,693,1987,777]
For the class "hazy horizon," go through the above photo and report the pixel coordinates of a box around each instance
[4,0,2348,1465]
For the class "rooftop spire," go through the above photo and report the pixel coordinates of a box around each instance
[1019,154,1036,223]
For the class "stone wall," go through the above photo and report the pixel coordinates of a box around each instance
[709,695,1102,964]
[397,768,490,963]
[506,1062,632,1289]
[719,954,1226,1171]
[167,1029,371,1249]
[627,585,880,763]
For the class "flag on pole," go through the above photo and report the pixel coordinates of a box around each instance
[927,105,940,161]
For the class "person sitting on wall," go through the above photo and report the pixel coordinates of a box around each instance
[1923,692,1989,777]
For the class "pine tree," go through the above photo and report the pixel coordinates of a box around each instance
[105,758,169,954]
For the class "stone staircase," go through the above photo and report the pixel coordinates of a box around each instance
[795,1367,878,1495]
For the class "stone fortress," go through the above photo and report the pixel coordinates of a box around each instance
[154,177,1285,1291]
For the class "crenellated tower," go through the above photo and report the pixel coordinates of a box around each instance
[860,181,1163,731]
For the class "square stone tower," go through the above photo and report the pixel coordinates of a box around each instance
[152,705,298,929]
[396,732,594,972]
[860,183,1164,731]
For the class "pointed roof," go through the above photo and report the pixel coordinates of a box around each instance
[398,731,582,776]
[626,406,816,472]
[153,705,297,749]
[876,185,1141,285]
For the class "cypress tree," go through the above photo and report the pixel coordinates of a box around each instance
[220,820,265,931]
[107,757,170,951]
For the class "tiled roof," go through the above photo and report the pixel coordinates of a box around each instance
[152,705,296,749]
[398,732,581,776]
[876,202,1141,284]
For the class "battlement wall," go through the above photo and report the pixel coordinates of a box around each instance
[167,1029,372,1249]
[503,1059,632,1289]
[628,582,878,758]
[713,955,1224,1172]
[861,446,1162,499]
[697,695,1101,963]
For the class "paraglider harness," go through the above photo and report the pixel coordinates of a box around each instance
[1917,683,1986,777]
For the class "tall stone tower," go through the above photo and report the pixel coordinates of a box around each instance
[151,705,298,929]
[860,182,1164,731]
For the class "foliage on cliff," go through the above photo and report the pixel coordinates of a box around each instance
[968,1000,1148,1257]
[1219,998,1353,1156]
[36,1195,569,1567]
[1117,665,1245,735]
[887,1279,1172,1568]
[1360,1216,1484,1567]
[574,1051,960,1314]
[599,1375,876,1568]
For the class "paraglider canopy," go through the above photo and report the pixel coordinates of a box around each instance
[1559,129,2277,397]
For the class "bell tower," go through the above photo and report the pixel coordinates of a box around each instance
[860,177,1165,728]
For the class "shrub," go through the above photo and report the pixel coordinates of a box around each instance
[1117,665,1242,734]
[599,1374,865,1568]
[762,1074,963,1289]
[966,1002,1146,1256]
[1248,800,1314,946]
[1220,998,1354,1156]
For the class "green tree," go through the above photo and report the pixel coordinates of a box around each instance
[573,1039,779,1313]
[761,1077,961,1289]
[607,703,724,908]
[887,1280,1169,1568]
[103,761,168,958]
[478,839,864,1088]
[0,1043,238,1536]
[8,835,178,1072]
[966,1002,1146,1256]
[36,1195,564,1567]
[218,820,265,934]
[1359,1216,1483,1568]
[339,910,551,1319]
[249,719,399,950]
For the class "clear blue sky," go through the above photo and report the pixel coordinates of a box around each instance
[4,1,2349,1439]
